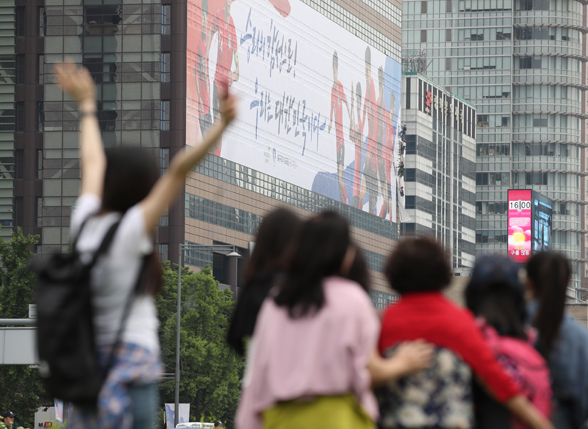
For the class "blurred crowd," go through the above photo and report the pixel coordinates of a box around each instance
[230,209,588,429]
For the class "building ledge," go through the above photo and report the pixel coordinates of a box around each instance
[512,139,588,148]
[552,198,588,206]
[512,81,588,91]
[513,52,588,62]
[511,168,588,176]
[513,22,588,34]
[513,110,588,119]
[553,228,588,233]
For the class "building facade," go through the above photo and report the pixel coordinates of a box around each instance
[401,72,477,270]
[403,0,588,293]
[4,0,404,307]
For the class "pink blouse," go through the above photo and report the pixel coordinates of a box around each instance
[235,277,380,429]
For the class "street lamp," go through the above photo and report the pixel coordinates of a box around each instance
[174,243,241,428]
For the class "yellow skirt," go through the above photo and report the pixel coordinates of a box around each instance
[262,393,375,429]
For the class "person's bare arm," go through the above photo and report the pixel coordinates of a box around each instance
[368,341,433,387]
[141,89,237,232]
[475,377,553,429]
[55,61,106,198]
[505,396,553,429]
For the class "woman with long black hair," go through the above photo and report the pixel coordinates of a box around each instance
[54,61,236,429]
[227,208,301,356]
[526,252,588,429]
[236,211,433,429]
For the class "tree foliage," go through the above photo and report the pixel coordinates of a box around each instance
[0,228,45,428]
[156,263,244,428]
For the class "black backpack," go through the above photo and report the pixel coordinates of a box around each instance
[33,219,145,408]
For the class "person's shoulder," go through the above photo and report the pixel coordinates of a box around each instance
[324,277,371,306]
[562,314,588,342]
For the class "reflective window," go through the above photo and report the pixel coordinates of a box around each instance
[161,5,171,35]
[160,100,170,130]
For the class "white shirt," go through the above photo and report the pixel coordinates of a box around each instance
[70,194,159,352]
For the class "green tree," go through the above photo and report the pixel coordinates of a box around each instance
[0,228,45,428]
[156,263,244,428]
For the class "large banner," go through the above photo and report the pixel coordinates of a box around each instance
[187,0,403,221]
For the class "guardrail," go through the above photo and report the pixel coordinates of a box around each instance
[0,319,36,325]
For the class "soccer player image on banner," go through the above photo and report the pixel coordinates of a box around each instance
[328,51,351,205]
[195,0,212,137]
[210,0,239,155]
[358,46,379,214]
[380,89,396,219]
[376,66,389,219]
[349,81,365,209]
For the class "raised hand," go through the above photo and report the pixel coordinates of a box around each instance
[54,60,96,109]
[219,88,237,127]
[216,79,237,127]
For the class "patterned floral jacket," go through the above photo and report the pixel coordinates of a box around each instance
[376,347,473,429]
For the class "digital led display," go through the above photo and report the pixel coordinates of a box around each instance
[508,189,532,263]
[532,192,553,254]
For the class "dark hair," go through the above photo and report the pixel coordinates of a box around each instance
[340,243,371,292]
[365,46,371,66]
[102,147,159,214]
[465,255,527,340]
[333,51,338,70]
[356,82,362,100]
[526,252,570,355]
[243,208,301,283]
[274,211,352,317]
[102,147,162,296]
[473,281,527,340]
[384,237,451,294]
[227,208,301,355]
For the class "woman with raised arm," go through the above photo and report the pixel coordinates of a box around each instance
[54,61,236,429]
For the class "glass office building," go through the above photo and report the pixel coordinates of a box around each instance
[4,0,404,306]
[401,72,477,271]
[403,0,587,292]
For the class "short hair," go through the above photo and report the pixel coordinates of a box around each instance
[384,237,452,294]
[365,46,371,66]
[333,51,338,70]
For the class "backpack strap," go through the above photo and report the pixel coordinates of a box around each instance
[89,220,122,267]
[71,216,93,254]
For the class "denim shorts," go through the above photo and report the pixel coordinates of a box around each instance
[128,382,159,429]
